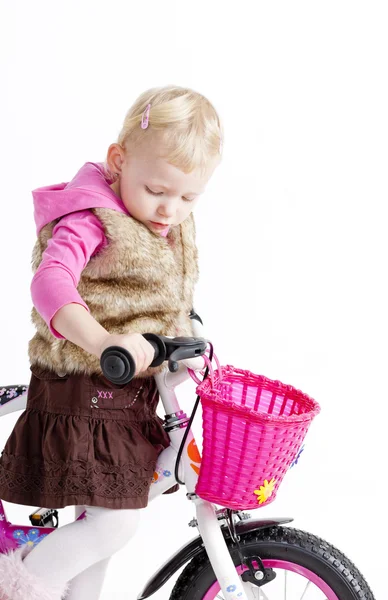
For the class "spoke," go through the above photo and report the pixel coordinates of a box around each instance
[300,580,312,599]
[284,569,287,600]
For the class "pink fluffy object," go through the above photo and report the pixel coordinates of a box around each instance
[0,543,69,600]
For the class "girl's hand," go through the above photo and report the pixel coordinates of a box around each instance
[98,332,156,378]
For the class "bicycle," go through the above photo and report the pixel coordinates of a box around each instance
[0,311,375,599]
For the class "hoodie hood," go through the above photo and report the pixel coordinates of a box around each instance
[32,162,131,235]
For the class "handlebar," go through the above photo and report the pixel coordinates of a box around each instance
[100,334,208,384]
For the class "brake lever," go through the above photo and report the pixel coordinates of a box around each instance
[168,347,193,373]
[161,336,208,372]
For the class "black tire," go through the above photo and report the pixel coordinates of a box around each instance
[170,526,375,600]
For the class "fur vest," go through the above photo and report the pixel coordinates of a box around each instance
[28,208,199,378]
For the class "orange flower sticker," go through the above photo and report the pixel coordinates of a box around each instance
[254,478,276,505]
[188,439,202,475]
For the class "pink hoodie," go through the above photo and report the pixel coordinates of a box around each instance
[30,162,169,339]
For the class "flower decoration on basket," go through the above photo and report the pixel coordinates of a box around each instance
[254,478,277,505]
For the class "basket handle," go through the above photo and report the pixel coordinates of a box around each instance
[187,350,222,387]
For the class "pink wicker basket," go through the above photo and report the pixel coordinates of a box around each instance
[188,353,320,510]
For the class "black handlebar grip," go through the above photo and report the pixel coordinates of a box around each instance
[100,346,136,384]
[142,333,165,367]
[100,336,163,384]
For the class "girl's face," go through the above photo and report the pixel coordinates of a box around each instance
[107,139,220,235]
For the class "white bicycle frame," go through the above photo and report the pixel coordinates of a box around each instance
[140,317,250,600]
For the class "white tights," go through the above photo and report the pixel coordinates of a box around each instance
[22,504,141,599]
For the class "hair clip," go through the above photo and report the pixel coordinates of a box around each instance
[141,103,151,129]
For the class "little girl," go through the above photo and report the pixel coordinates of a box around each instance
[0,85,222,600]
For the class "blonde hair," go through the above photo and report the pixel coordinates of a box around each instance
[104,85,223,178]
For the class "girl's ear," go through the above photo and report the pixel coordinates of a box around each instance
[106,143,125,175]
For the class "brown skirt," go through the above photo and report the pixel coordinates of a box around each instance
[0,365,179,509]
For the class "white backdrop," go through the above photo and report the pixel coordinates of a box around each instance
[0,1,386,598]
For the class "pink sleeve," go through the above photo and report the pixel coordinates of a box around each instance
[30,210,107,339]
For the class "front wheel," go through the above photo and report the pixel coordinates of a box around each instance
[170,526,375,600]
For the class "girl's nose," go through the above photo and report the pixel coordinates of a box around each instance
[157,199,177,219]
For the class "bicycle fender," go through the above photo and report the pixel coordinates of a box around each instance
[137,516,293,599]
